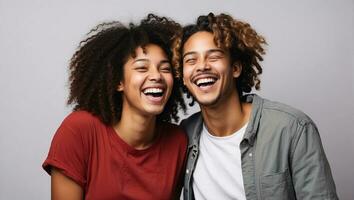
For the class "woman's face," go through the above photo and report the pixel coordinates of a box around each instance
[118,44,173,117]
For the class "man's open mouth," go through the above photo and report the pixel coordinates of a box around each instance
[195,78,217,87]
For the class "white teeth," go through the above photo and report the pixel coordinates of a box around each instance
[196,78,215,86]
[143,88,163,94]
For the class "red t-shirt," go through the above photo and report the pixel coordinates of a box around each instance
[43,111,187,200]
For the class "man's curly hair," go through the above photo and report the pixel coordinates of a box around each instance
[67,14,186,125]
[172,12,267,105]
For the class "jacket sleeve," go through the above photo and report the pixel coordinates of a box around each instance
[290,121,338,200]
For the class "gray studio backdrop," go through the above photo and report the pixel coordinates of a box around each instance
[0,0,353,199]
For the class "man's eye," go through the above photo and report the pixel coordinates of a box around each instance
[184,58,196,65]
[208,55,222,62]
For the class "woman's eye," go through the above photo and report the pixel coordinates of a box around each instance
[161,66,172,73]
[135,66,148,72]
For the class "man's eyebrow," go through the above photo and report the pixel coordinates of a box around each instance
[182,49,225,59]
[182,52,197,59]
[206,49,225,55]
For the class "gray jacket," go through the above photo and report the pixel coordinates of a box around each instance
[181,94,338,200]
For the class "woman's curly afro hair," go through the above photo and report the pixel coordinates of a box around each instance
[172,12,267,105]
[67,14,186,125]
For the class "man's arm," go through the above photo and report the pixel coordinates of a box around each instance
[291,122,338,200]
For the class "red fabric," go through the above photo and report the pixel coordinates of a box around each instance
[43,111,187,200]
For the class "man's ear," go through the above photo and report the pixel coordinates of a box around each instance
[117,82,124,92]
[233,63,242,78]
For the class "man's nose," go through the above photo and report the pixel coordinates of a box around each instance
[196,59,211,71]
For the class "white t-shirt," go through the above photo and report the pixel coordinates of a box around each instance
[192,123,248,200]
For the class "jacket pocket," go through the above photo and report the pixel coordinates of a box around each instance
[260,169,295,200]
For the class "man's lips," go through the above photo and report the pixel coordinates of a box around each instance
[195,78,216,87]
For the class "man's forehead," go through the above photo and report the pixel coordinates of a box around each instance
[182,32,221,52]
[182,48,225,58]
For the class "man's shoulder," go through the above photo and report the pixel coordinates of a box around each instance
[261,97,314,126]
[180,112,202,126]
[180,112,203,140]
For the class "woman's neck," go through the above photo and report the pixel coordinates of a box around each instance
[113,109,157,150]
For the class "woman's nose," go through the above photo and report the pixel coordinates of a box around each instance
[148,67,162,82]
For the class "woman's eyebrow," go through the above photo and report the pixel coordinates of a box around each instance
[133,58,149,64]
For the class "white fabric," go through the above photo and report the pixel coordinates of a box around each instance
[192,122,248,200]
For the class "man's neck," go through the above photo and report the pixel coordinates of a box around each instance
[113,108,156,150]
[200,92,252,137]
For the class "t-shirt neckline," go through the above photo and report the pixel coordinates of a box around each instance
[107,124,163,155]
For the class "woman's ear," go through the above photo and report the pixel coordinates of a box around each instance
[117,82,124,92]
[233,63,242,78]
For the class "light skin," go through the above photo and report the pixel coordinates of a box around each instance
[182,31,252,137]
[51,44,173,199]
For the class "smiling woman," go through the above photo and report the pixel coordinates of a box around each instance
[42,14,187,200]
[117,44,174,119]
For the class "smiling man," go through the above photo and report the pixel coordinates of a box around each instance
[175,13,338,200]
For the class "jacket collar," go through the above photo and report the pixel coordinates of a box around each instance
[188,114,203,149]
[242,94,263,146]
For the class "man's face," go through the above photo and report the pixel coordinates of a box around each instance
[182,31,240,107]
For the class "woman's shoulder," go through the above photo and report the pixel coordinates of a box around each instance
[159,122,187,142]
[64,110,99,122]
[56,110,107,140]
[160,122,184,132]
[62,110,103,129]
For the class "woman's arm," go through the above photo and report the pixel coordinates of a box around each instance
[51,168,83,200]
